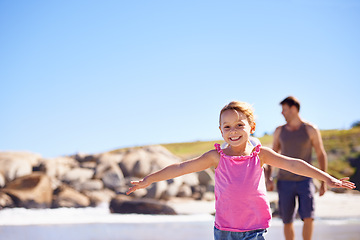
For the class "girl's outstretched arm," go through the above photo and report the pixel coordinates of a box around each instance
[259,147,356,190]
[126,150,219,195]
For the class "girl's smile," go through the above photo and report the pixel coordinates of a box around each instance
[219,109,254,151]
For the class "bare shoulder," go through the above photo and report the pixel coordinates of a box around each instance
[304,121,320,137]
[274,125,284,132]
[202,149,220,167]
[304,121,318,130]
[273,125,284,137]
[259,146,273,157]
[258,146,276,165]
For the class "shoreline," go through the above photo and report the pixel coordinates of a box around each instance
[1,192,359,240]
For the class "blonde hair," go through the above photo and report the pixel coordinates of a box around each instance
[219,101,256,129]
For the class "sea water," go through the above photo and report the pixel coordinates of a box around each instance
[0,205,359,240]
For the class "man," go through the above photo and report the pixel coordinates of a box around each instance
[266,96,328,240]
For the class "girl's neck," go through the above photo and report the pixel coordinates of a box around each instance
[226,142,253,156]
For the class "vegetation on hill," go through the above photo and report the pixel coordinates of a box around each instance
[160,127,360,179]
[110,127,359,180]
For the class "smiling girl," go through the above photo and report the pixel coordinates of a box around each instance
[127,101,355,240]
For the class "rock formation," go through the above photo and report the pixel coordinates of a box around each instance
[0,145,215,213]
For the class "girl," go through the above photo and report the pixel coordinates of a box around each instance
[126,101,355,240]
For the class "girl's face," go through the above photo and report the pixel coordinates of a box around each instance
[219,109,254,147]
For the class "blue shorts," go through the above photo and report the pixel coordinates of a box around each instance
[277,178,315,224]
[214,227,267,240]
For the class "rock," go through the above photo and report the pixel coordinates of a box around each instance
[202,191,215,201]
[0,151,42,167]
[73,153,99,163]
[179,173,199,186]
[0,157,32,183]
[38,157,78,179]
[0,173,5,188]
[145,181,168,199]
[144,145,181,162]
[162,178,183,200]
[96,163,125,191]
[79,161,97,169]
[83,188,116,206]
[191,185,207,200]
[120,148,149,177]
[198,169,215,186]
[97,153,124,164]
[0,192,14,209]
[119,146,180,178]
[1,173,52,208]
[132,159,152,178]
[151,152,180,169]
[176,184,193,198]
[72,179,104,192]
[52,185,90,208]
[61,168,94,184]
[109,197,177,215]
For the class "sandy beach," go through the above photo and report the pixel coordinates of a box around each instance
[0,191,359,240]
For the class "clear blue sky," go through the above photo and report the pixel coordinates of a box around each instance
[1,0,359,158]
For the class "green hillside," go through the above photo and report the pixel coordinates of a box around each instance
[111,127,360,179]
[160,127,360,178]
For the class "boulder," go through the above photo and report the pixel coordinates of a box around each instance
[1,173,52,208]
[202,191,215,201]
[145,181,168,199]
[119,148,149,177]
[37,156,78,179]
[96,163,125,191]
[144,145,181,162]
[176,184,193,198]
[73,152,99,163]
[97,152,124,164]
[198,169,215,186]
[0,173,5,188]
[61,167,94,184]
[0,157,32,183]
[83,188,116,206]
[0,151,42,167]
[132,159,152,178]
[179,173,200,186]
[151,152,180,170]
[161,178,183,200]
[72,179,104,192]
[109,197,177,215]
[0,192,15,209]
[52,185,90,208]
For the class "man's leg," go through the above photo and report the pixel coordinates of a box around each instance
[284,222,295,240]
[297,179,315,240]
[302,218,314,240]
[278,180,297,240]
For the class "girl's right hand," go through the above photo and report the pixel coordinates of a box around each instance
[126,178,151,195]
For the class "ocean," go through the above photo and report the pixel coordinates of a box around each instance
[1,205,359,240]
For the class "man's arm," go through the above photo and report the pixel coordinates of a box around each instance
[306,123,328,196]
[264,126,282,191]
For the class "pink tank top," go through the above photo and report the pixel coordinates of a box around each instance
[214,143,271,232]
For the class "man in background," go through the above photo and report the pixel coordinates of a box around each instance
[266,96,328,240]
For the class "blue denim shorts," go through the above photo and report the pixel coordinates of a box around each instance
[277,178,315,223]
[214,227,267,240]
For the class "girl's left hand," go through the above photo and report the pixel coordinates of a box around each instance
[327,177,356,190]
